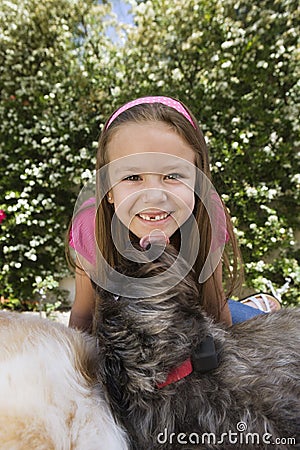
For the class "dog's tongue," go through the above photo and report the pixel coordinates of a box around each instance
[139,230,170,250]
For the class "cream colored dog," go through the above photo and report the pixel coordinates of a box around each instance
[0,311,128,450]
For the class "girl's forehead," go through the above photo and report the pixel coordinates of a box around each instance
[106,122,196,164]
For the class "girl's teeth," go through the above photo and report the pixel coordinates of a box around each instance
[139,213,169,221]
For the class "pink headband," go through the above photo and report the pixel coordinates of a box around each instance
[105,96,196,130]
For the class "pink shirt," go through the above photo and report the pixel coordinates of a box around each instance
[69,197,97,265]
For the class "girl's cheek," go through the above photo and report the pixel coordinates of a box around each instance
[178,188,195,210]
[112,194,135,221]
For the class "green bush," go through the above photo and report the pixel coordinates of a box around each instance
[0,0,299,307]
[0,0,113,303]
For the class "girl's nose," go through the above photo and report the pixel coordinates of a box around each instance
[142,188,167,204]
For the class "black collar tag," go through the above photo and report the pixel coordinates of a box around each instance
[191,335,219,374]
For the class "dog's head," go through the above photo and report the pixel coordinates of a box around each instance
[94,240,210,398]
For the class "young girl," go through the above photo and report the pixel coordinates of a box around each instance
[67,96,281,332]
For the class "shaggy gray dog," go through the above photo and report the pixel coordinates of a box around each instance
[94,243,300,450]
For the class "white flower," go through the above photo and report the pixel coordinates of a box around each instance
[256,260,266,272]
[172,68,184,81]
[257,61,268,69]
[267,189,278,199]
[81,169,93,180]
[245,186,258,197]
[221,60,232,69]
[211,54,219,62]
[111,86,121,96]
[30,239,39,247]
[24,251,37,261]
[263,145,274,156]
[291,173,300,186]
[221,40,234,49]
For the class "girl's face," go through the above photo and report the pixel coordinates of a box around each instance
[106,122,196,239]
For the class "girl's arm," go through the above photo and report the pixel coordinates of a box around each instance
[68,258,95,332]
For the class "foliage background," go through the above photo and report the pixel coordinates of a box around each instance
[0,0,299,308]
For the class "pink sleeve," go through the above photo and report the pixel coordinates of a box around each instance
[210,191,230,251]
[69,198,96,265]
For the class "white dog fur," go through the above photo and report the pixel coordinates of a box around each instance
[0,311,128,450]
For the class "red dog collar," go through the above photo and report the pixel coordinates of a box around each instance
[156,336,219,389]
[157,359,193,389]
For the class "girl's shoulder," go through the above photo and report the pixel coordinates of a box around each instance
[69,197,96,265]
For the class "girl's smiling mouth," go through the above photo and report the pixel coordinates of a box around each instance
[136,211,172,222]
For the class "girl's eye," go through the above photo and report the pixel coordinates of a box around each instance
[165,173,181,180]
[123,175,141,181]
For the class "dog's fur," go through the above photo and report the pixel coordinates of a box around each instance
[94,244,300,450]
[0,311,128,450]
